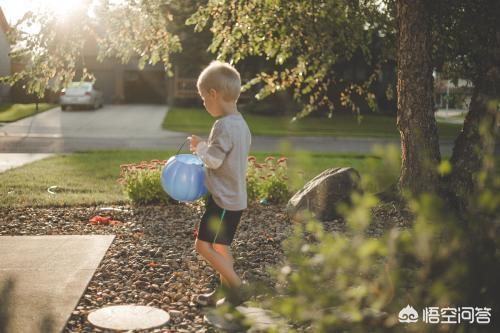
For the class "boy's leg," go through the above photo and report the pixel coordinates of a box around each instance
[195,196,244,305]
[195,239,242,288]
[195,243,233,306]
[213,243,234,287]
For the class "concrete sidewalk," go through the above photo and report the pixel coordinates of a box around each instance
[0,153,54,173]
[0,235,115,333]
[435,108,467,124]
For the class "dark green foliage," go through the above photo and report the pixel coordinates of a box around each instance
[188,0,396,117]
[256,147,499,332]
[431,0,499,89]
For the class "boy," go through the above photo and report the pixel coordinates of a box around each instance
[189,61,252,307]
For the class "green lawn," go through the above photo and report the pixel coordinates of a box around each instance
[0,150,391,208]
[0,103,57,122]
[163,107,462,139]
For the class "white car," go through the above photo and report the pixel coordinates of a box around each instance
[60,82,103,111]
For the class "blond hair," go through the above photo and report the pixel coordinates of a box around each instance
[197,61,241,102]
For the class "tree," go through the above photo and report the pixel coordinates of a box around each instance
[188,0,443,195]
[431,0,500,211]
[395,0,441,194]
[2,0,181,96]
[163,0,213,78]
[188,0,498,200]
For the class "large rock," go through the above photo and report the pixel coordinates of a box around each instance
[286,167,361,221]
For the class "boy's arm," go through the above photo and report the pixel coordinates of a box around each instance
[195,123,232,169]
[195,142,223,169]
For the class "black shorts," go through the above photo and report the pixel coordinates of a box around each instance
[196,196,243,246]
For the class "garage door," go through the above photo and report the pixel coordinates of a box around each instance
[92,70,115,104]
[124,70,166,104]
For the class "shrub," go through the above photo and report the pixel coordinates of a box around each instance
[119,155,293,205]
[247,156,291,204]
[118,159,174,205]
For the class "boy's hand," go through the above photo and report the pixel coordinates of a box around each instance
[189,135,202,152]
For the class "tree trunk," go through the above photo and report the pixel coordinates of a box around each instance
[447,13,500,213]
[448,82,497,212]
[396,0,441,195]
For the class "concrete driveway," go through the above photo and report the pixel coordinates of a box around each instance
[0,104,188,152]
[0,104,184,140]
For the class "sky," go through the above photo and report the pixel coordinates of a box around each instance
[0,0,31,23]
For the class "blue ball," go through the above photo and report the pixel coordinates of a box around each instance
[161,154,207,202]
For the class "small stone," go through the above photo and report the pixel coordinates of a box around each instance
[169,310,182,317]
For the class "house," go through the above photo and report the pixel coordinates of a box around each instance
[80,41,205,105]
[434,73,473,110]
[79,37,169,105]
[0,6,10,102]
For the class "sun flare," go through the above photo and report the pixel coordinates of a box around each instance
[43,0,86,18]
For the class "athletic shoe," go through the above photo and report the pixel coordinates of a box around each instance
[195,288,221,307]
[218,282,252,307]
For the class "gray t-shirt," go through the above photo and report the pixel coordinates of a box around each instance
[203,113,251,210]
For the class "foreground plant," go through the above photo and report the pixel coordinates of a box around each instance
[248,147,499,333]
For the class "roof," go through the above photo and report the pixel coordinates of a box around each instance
[0,7,10,33]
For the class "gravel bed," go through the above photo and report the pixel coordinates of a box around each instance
[0,202,407,332]
[0,203,293,332]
